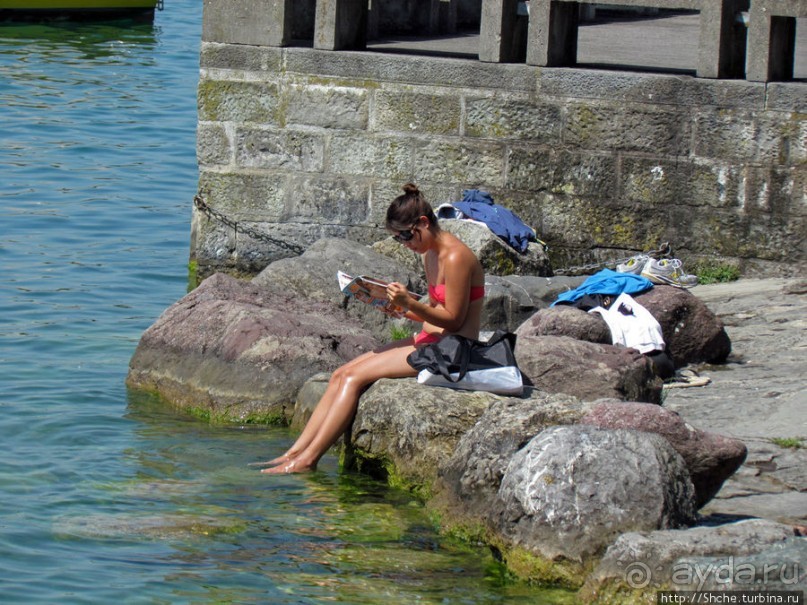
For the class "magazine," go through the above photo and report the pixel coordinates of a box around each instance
[337,271,420,319]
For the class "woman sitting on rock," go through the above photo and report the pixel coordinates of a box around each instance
[259,183,486,474]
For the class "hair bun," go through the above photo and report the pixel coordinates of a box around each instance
[402,182,420,196]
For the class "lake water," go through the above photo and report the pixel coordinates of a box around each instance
[0,2,572,603]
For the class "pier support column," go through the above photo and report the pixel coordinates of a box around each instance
[697,0,749,78]
[525,0,579,66]
[315,0,368,50]
[202,0,294,46]
[479,0,529,63]
[746,0,807,82]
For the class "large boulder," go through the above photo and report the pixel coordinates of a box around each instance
[441,219,552,276]
[580,401,747,508]
[345,378,496,496]
[489,426,697,578]
[516,304,611,344]
[432,392,593,525]
[126,273,378,422]
[634,285,731,366]
[513,334,663,403]
[372,218,551,277]
[580,519,802,601]
[253,237,427,342]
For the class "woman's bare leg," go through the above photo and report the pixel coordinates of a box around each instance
[255,338,414,470]
[262,341,417,474]
[249,374,346,467]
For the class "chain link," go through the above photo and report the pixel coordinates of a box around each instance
[193,194,305,255]
[194,192,672,275]
[552,242,672,276]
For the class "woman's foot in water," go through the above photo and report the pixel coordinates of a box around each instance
[248,452,295,468]
[260,457,316,475]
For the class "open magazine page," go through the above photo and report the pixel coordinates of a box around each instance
[337,271,419,319]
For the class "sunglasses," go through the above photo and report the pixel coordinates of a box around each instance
[392,223,418,243]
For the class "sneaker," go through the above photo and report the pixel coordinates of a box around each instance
[641,258,699,288]
[663,368,711,389]
[616,254,650,274]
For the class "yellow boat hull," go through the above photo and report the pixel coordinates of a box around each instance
[0,0,158,10]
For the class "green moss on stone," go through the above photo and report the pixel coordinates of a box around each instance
[347,451,433,502]
[187,260,199,291]
[693,259,741,284]
[197,80,222,121]
[490,539,594,589]
[569,105,599,144]
[185,406,212,423]
[481,248,517,275]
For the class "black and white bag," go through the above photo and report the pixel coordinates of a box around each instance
[406,330,523,395]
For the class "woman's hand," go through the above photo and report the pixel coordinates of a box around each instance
[386,282,413,310]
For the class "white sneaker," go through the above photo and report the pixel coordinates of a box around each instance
[641,258,699,288]
[616,255,650,275]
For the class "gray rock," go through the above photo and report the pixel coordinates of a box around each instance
[634,285,731,367]
[440,219,552,277]
[698,439,807,526]
[581,518,800,598]
[434,392,592,523]
[580,401,747,508]
[662,278,807,526]
[126,273,378,422]
[292,372,330,432]
[482,274,587,332]
[346,377,496,494]
[490,425,698,563]
[253,237,426,342]
[675,537,806,592]
[513,334,663,403]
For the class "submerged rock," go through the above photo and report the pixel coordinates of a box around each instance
[53,512,246,540]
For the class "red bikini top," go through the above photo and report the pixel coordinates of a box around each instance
[428,283,485,305]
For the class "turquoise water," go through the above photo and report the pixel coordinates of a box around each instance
[0,4,571,603]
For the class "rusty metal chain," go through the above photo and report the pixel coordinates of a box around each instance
[193,193,305,255]
[552,242,672,276]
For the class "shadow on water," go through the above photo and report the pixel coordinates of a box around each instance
[0,14,157,59]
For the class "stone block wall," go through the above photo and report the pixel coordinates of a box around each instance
[193,43,806,278]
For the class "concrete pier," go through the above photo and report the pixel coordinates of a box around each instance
[193,1,806,279]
